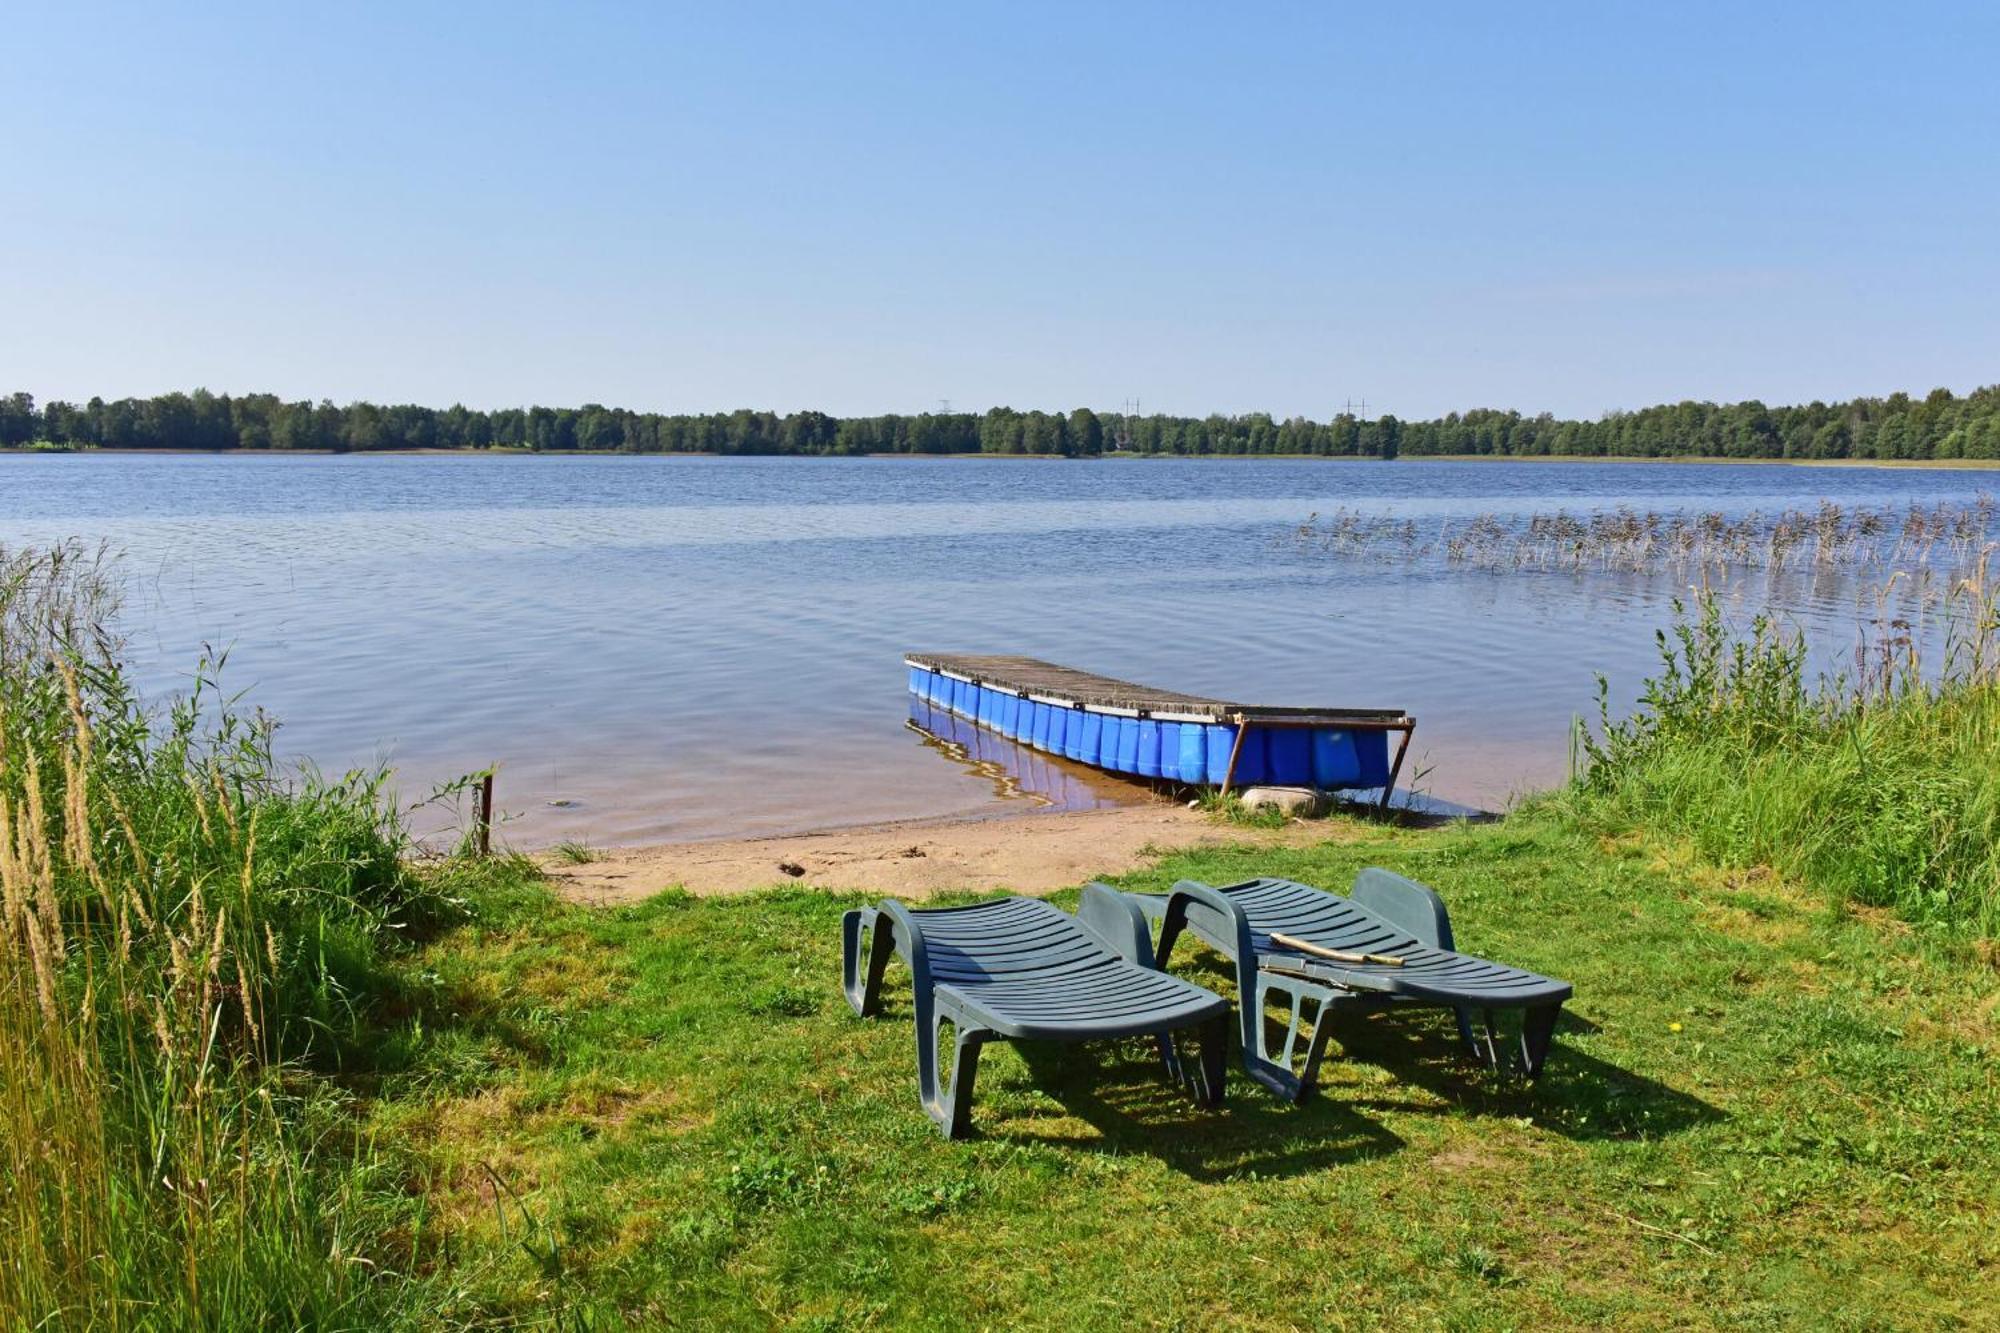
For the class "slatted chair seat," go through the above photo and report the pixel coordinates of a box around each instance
[1125,870,1573,1101]
[1217,878,1571,1010]
[843,889,1231,1137]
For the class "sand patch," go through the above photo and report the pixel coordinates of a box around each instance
[540,803,1353,903]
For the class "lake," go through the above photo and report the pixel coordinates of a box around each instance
[0,454,1992,844]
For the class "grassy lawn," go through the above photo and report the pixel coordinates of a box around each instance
[8,553,1993,1329]
[366,814,1999,1329]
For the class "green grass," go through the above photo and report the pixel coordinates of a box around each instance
[0,543,497,1328]
[353,816,1997,1328]
[9,539,1998,1328]
[550,839,601,865]
[1560,580,2000,936]
[1193,789,1290,828]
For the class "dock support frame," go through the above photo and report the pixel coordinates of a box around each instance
[1217,713,1416,814]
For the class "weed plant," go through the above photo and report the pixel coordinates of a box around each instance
[1559,556,2000,935]
[0,542,473,1328]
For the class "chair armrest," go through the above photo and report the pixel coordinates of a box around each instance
[1350,868,1455,951]
[843,898,936,1017]
[1160,880,1277,1096]
[1076,882,1157,967]
[875,899,935,994]
[1159,879,1259,971]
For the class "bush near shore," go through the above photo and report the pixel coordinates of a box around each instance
[2,540,1995,1328]
[0,543,511,1326]
[1561,565,2000,938]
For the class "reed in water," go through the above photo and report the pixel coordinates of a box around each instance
[1289,494,1998,575]
[1556,555,2000,935]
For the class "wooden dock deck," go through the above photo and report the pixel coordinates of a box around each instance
[905,653,1408,724]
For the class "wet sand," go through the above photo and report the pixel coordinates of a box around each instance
[540,801,1362,903]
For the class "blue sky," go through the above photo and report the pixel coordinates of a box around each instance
[4,2,1996,419]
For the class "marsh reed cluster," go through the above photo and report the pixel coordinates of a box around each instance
[1562,557,2000,936]
[1289,495,1998,575]
[0,542,463,1328]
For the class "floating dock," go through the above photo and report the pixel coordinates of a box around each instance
[904,654,1414,805]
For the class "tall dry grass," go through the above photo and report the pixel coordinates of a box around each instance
[0,542,447,1328]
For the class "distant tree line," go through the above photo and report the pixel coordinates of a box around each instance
[3,384,1998,460]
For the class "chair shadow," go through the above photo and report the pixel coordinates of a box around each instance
[1007,1041,1405,1181]
[1318,1006,1724,1142]
[1166,951,1724,1144]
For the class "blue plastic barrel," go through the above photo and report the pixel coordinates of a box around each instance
[1095,715,1122,767]
[1157,722,1182,781]
[1312,729,1360,787]
[1114,716,1139,771]
[1137,720,1162,778]
[1204,725,1233,784]
[1356,731,1392,788]
[1177,724,1207,784]
[1062,708,1085,761]
[1031,701,1054,750]
[1266,728,1311,785]
[994,692,1016,737]
[1233,728,1269,785]
[1080,711,1104,766]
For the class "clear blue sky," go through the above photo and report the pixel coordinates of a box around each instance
[4,2,1996,420]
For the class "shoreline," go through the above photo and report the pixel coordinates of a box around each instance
[532,801,1381,903]
[6,446,1997,470]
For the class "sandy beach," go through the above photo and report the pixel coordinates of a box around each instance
[537,801,1362,903]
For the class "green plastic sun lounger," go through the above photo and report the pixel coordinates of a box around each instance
[842,886,1231,1138]
[1123,871,1572,1102]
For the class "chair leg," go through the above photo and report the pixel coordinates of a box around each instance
[1517,1003,1562,1078]
[918,1011,989,1139]
[1196,1013,1228,1107]
[1468,1008,1502,1068]
[1293,1008,1339,1099]
[1239,975,1310,1103]
[1160,1015,1229,1107]
[1155,1032,1183,1085]
[1456,1005,1561,1078]
[841,908,896,1017]
[1455,1005,1479,1061]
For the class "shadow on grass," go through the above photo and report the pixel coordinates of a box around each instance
[1154,946,1724,1145]
[1307,1006,1725,1143]
[1009,1043,1405,1181]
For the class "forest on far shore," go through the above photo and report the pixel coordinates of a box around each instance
[3,384,1998,461]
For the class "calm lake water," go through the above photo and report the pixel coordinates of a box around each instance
[1,455,1994,844]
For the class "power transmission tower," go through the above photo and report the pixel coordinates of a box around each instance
[1115,397,1140,451]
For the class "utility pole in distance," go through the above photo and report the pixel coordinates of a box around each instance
[1115,397,1140,451]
